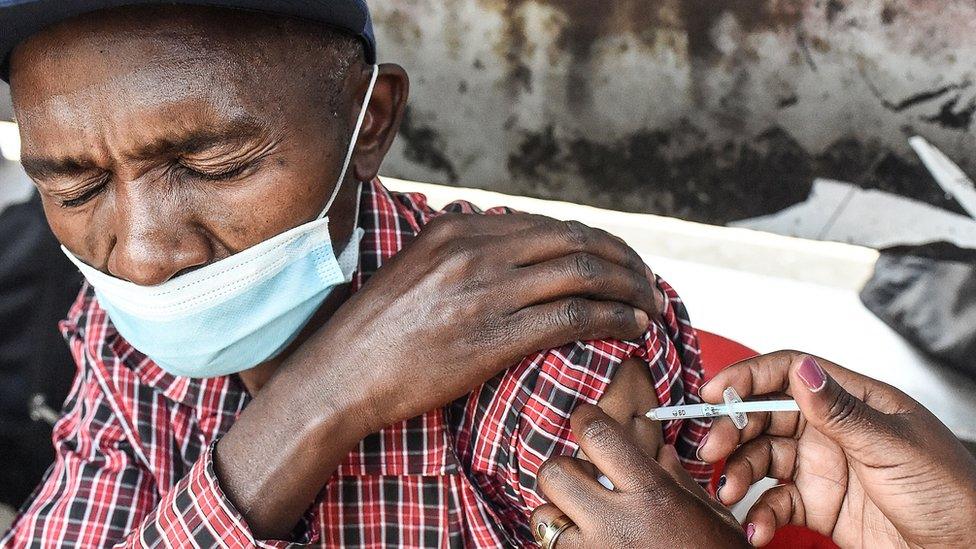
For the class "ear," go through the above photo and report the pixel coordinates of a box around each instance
[349,63,409,182]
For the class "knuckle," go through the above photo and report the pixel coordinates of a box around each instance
[724,454,749,482]
[628,269,651,298]
[609,304,630,327]
[562,220,591,247]
[743,439,772,480]
[768,485,796,511]
[777,349,804,361]
[424,213,451,236]
[562,298,590,330]
[822,390,861,430]
[772,349,804,371]
[537,460,558,485]
[537,456,571,485]
[426,213,465,241]
[573,253,600,281]
[578,417,616,446]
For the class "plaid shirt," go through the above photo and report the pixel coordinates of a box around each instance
[2,179,710,548]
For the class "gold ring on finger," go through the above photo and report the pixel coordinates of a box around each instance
[537,514,575,549]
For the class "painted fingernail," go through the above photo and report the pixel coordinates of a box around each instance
[798,355,827,393]
[633,308,649,329]
[746,523,756,545]
[716,475,727,500]
[696,432,710,461]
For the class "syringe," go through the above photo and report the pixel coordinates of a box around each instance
[594,388,801,491]
[645,387,799,430]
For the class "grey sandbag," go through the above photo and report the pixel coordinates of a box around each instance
[860,243,976,378]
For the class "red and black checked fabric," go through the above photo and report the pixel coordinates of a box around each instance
[2,179,710,548]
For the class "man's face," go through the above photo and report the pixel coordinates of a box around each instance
[9,6,365,286]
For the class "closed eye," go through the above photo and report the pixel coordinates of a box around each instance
[58,177,109,208]
[176,160,254,182]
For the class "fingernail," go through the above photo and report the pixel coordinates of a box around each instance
[716,475,727,500]
[645,266,655,282]
[798,355,827,393]
[633,308,649,329]
[666,444,679,459]
[696,432,710,461]
[697,380,710,399]
[746,523,756,545]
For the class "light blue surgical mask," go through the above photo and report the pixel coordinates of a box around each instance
[62,65,380,379]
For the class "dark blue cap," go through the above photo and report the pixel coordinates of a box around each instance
[0,0,376,82]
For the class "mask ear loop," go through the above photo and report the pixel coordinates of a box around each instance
[319,64,381,220]
[352,180,364,233]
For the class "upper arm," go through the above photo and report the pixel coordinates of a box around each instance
[594,357,663,459]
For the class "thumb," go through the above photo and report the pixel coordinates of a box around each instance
[790,355,896,460]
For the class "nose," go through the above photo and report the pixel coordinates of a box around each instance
[106,182,211,286]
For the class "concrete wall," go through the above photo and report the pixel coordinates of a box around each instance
[371,0,975,223]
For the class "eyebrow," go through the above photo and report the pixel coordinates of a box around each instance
[20,116,265,180]
[21,156,95,181]
[130,116,265,160]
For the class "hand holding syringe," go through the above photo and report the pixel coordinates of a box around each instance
[596,387,799,490]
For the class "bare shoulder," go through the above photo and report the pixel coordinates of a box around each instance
[596,357,664,456]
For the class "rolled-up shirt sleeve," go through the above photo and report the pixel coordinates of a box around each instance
[1,362,314,548]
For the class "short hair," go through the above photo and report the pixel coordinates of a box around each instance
[290,23,365,115]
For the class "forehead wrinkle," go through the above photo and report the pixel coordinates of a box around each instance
[18,59,255,163]
[24,53,248,123]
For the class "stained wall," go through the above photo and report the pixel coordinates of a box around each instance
[1,1,972,223]
[372,0,974,222]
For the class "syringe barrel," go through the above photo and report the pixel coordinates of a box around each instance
[647,404,712,420]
